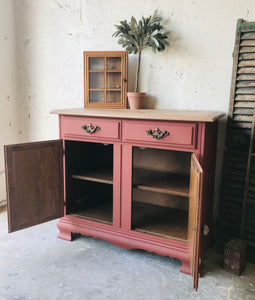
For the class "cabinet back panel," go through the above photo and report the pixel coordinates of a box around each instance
[133,189,189,210]
[65,141,113,224]
[133,147,191,175]
[65,141,113,174]
[66,180,113,224]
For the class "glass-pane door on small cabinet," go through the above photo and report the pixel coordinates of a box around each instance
[84,52,127,108]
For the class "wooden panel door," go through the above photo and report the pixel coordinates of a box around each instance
[188,154,203,291]
[4,140,64,233]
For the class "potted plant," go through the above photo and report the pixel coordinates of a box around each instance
[113,10,169,109]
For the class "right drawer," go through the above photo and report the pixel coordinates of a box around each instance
[122,120,198,149]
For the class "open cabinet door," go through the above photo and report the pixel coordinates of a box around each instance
[4,140,64,233]
[188,154,203,291]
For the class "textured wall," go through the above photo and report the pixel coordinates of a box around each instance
[1,0,255,208]
[14,0,255,142]
[0,0,19,202]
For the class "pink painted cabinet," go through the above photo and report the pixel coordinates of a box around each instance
[4,109,224,290]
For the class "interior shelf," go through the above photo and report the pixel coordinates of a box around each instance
[88,89,121,91]
[72,169,113,185]
[70,200,112,224]
[132,202,188,241]
[89,70,121,73]
[133,168,190,197]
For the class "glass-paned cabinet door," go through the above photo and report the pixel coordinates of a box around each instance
[84,51,128,108]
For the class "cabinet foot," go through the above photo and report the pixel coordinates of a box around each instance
[57,220,72,241]
[180,260,191,275]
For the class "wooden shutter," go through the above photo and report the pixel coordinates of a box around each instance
[5,140,64,233]
[216,19,255,263]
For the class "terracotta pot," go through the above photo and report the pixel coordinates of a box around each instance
[127,92,146,109]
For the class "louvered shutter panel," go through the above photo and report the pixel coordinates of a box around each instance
[216,19,255,264]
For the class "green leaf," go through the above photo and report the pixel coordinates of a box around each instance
[112,10,170,90]
[150,37,159,48]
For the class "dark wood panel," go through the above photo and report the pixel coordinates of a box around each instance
[5,140,64,232]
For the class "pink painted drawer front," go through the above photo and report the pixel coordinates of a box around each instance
[122,120,197,148]
[60,115,120,140]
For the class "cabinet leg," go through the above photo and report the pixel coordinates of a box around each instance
[179,260,191,275]
[57,220,72,241]
[179,259,202,276]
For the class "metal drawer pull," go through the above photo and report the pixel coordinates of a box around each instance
[81,123,100,134]
[146,128,169,139]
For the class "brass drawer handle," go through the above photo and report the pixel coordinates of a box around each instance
[146,128,169,140]
[81,123,100,134]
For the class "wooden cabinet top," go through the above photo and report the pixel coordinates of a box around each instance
[51,108,224,122]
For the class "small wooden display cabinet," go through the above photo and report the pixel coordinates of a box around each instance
[84,51,128,108]
[4,108,224,290]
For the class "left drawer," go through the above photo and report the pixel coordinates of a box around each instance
[60,115,120,141]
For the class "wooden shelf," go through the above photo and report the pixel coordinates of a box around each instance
[132,202,188,241]
[133,169,190,197]
[70,201,112,224]
[89,70,121,73]
[72,169,113,185]
[89,89,105,91]
[106,89,121,91]
[89,70,105,72]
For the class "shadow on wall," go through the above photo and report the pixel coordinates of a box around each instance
[213,115,228,224]
[127,54,157,109]
[128,55,136,93]
[143,95,157,109]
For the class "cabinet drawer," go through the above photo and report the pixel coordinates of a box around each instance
[60,116,120,140]
[123,120,197,149]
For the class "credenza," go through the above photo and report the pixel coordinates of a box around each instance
[5,108,224,290]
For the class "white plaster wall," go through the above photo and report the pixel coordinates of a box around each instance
[2,0,255,215]
[0,0,19,202]
[14,0,255,142]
